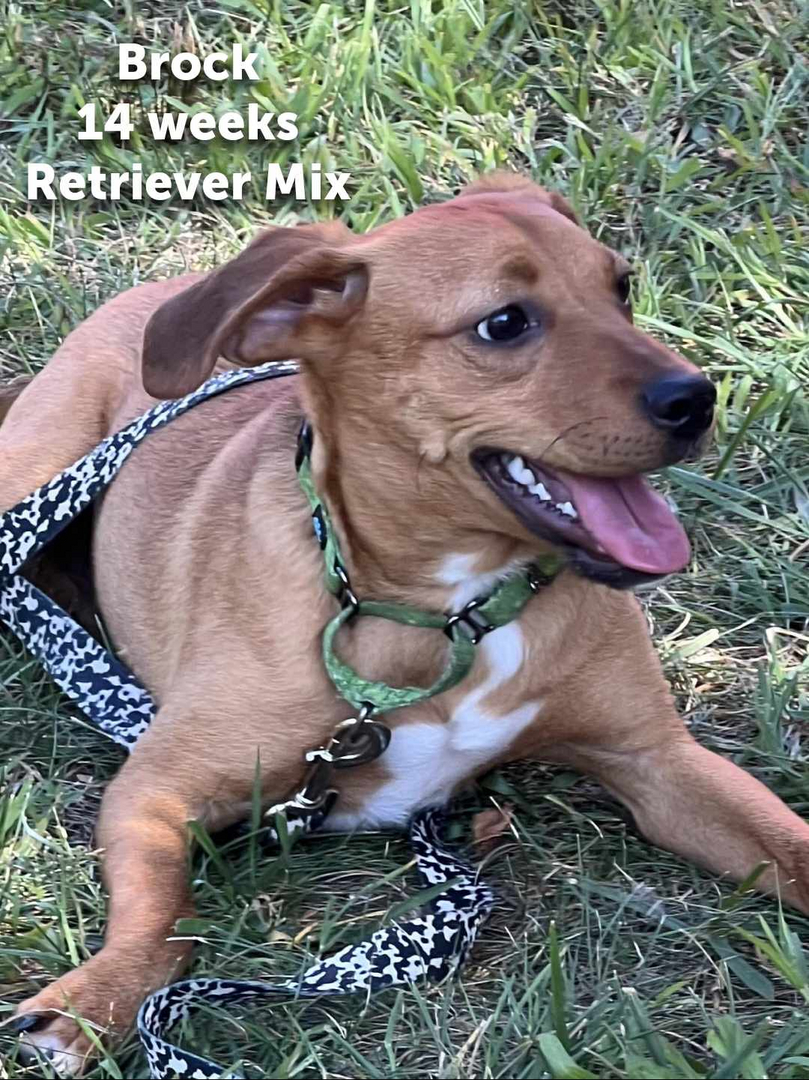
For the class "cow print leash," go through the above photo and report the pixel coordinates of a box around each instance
[0,361,495,1078]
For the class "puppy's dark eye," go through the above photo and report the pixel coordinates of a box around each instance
[617,272,632,305]
[476,305,531,343]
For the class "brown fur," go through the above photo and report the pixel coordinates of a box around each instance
[0,376,32,424]
[2,174,807,1076]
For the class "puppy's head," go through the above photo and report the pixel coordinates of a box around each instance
[142,173,715,588]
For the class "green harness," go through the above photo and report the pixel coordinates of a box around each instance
[295,422,562,715]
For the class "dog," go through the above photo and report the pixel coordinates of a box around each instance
[2,172,808,1076]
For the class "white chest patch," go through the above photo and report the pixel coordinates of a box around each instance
[436,551,524,609]
[326,622,541,831]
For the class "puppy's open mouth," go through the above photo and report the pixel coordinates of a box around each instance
[474,450,691,580]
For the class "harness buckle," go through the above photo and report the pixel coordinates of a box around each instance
[444,598,494,646]
[526,564,554,593]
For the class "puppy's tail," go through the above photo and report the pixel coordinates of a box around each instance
[0,375,32,426]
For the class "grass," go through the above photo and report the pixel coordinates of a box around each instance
[1,0,808,1076]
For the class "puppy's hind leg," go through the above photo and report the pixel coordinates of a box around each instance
[12,735,200,1077]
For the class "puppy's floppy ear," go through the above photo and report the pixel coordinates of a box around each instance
[457,171,580,226]
[142,222,367,399]
[534,189,579,226]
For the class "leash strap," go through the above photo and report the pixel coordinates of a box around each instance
[138,809,494,1079]
[0,361,496,1078]
[0,575,154,748]
[0,361,299,748]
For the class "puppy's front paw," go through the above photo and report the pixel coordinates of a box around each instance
[10,1009,96,1078]
[10,957,138,1078]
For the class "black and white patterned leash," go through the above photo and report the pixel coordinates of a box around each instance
[138,810,493,1079]
[0,362,494,1079]
[0,361,297,749]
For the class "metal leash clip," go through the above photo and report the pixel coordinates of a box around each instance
[328,705,392,768]
[271,705,392,815]
[305,703,391,769]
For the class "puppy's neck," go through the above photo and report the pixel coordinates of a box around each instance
[307,419,538,611]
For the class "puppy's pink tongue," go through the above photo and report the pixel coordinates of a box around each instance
[563,472,691,574]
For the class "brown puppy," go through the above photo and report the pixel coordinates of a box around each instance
[3,174,808,1076]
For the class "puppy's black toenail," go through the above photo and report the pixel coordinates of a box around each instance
[9,1013,46,1033]
[17,1041,55,1066]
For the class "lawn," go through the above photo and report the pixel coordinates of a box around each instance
[1,0,808,1077]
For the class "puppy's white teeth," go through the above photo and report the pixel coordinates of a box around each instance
[556,501,578,519]
[528,482,551,501]
[506,456,526,483]
[505,456,537,488]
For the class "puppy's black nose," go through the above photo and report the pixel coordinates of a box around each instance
[643,375,716,439]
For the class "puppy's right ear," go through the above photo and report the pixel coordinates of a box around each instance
[458,171,580,226]
[141,221,365,399]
